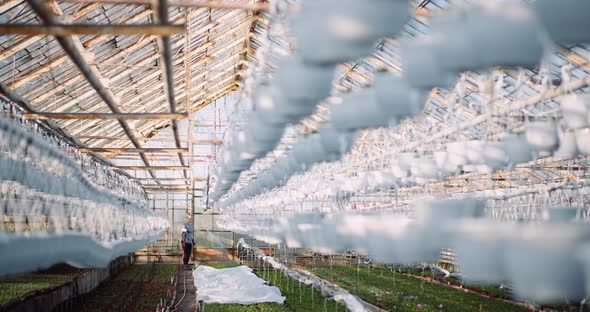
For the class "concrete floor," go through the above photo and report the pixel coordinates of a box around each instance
[174,265,197,312]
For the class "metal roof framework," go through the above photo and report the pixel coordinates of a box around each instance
[0,0,271,194]
[218,0,590,208]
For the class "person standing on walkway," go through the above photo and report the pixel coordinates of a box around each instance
[181,213,195,268]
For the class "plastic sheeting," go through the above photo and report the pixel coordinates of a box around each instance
[193,265,286,305]
[0,229,165,276]
[237,239,367,312]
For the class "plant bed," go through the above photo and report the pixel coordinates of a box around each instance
[251,264,347,312]
[194,262,347,312]
[0,264,91,306]
[71,263,177,312]
[305,265,532,312]
[200,302,290,312]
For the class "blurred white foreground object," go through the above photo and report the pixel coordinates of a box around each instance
[531,0,590,44]
[292,0,409,64]
[449,220,514,284]
[504,224,589,303]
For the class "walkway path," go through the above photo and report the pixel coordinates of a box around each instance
[174,265,197,312]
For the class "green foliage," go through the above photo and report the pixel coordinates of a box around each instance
[387,266,513,300]
[195,263,347,312]
[0,282,55,305]
[153,263,177,284]
[253,266,347,312]
[308,265,530,312]
[72,263,178,312]
[201,302,290,312]
[0,272,82,306]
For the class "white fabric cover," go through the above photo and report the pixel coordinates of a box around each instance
[193,265,286,305]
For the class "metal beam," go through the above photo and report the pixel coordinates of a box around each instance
[76,135,222,144]
[22,112,188,120]
[35,14,247,115]
[27,0,162,185]
[131,177,207,181]
[154,0,189,182]
[57,0,270,11]
[114,166,190,170]
[0,24,185,36]
[0,82,136,181]
[79,147,189,153]
[141,184,197,188]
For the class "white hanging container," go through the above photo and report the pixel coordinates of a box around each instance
[560,94,590,129]
[373,74,427,123]
[464,140,487,165]
[482,142,509,170]
[575,128,590,155]
[504,224,589,303]
[554,127,578,158]
[291,0,409,64]
[330,89,391,130]
[401,38,457,91]
[543,207,579,223]
[449,220,515,284]
[466,3,544,69]
[531,0,590,44]
[446,141,470,168]
[525,120,559,154]
[502,134,533,167]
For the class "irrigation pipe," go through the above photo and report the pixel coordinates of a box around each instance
[237,238,367,312]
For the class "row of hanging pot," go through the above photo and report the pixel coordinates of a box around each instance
[0,229,166,277]
[0,116,160,217]
[219,198,590,304]
[0,100,146,203]
[218,94,590,209]
[210,0,590,203]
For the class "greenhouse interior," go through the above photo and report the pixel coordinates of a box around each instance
[0,0,590,311]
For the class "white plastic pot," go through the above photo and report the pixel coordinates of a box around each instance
[414,198,485,223]
[446,141,470,167]
[525,120,558,153]
[401,38,457,90]
[253,85,292,125]
[225,151,254,173]
[532,0,590,44]
[365,215,413,264]
[409,158,439,179]
[575,128,590,155]
[318,123,357,157]
[467,3,544,69]
[331,89,391,130]
[504,224,589,303]
[502,134,533,167]
[390,153,416,178]
[291,135,327,168]
[483,142,508,170]
[543,207,579,223]
[244,113,283,143]
[292,0,409,64]
[575,244,590,301]
[561,95,589,129]
[429,14,480,73]
[465,140,486,164]
[373,74,426,122]
[392,225,442,264]
[274,58,335,103]
[554,128,578,158]
[434,151,460,176]
[449,220,514,284]
[365,171,397,192]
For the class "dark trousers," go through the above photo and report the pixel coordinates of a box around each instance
[183,242,193,265]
